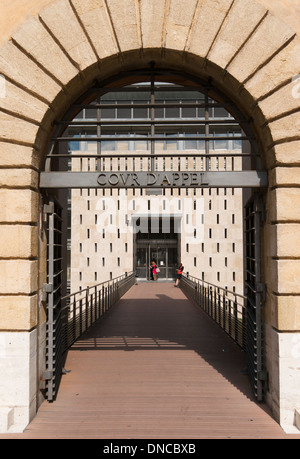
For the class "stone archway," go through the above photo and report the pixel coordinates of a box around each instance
[0,0,299,433]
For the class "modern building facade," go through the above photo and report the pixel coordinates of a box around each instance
[0,0,299,435]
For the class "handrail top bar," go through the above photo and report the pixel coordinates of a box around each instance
[183,273,246,300]
[62,271,135,300]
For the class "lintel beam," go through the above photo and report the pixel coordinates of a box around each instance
[40,171,268,189]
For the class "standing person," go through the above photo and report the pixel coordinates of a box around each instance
[150,261,154,280]
[175,262,184,287]
[151,260,157,281]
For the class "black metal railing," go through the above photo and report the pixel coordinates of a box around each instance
[60,272,135,354]
[180,274,247,350]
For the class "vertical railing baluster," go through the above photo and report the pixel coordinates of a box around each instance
[59,272,135,350]
[180,274,247,351]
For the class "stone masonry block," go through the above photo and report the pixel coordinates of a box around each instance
[0,330,36,409]
[0,143,41,170]
[274,295,300,331]
[258,82,300,122]
[276,223,300,258]
[0,169,39,189]
[12,16,78,86]
[277,259,300,295]
[165,0,198,51]
[71,0,119,59]
[208,0,267,69]
[0,225,38,259]
[268,188,300,223]
[0,189,38,223]
[269,167,300,188]
[39,0,98,70]
[0,41,61,103]
[105,0,140,52]
[272,141,300,166]
[227,13,295,83]
[245,40,300,100]
[0,78,48,124]
[140,0,166,49]
[0,295,38,330]
[187,0,234,58]
[267,112,300,145]
[0,111,40,146]
[265,222,300,261]
[0,260,38,295]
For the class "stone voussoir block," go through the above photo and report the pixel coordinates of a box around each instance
[71,0,119,59]
[187,0,233,58]
[227,12,295,83]
[140,0,166,49]
[165,0,198,51]
[0,41,61,103]
[0,78,49,125]
[258,82,300,122]
[268,112,300,145]
[104,0,140,53]
[207,0,267,69]
[39,0,98,70]
[245,39,300,100]
[12,15,78,87]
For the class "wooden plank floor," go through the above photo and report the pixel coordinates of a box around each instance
[2,282,299,439]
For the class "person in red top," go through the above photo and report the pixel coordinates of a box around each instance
[175,262,184,287]
[151,260,157,281]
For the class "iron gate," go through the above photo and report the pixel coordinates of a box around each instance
[43,196,64,402]
[244,193,266,401]
[42,196,136,401]
[181,193,266,402]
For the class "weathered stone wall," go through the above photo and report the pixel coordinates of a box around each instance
[0,0,299,433]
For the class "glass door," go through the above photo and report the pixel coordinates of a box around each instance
[167,247,177,279]
[136,247,148,278]
[157,247,167,278]
[150,247,158,280]
[136,244,178,280]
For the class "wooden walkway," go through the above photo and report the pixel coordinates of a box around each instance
[2,282,299,439]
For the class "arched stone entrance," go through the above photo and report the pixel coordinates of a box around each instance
[0,0,299,434]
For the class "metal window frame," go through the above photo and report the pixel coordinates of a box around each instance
[41,67,266,189]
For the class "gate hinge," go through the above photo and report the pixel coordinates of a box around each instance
[43,202,54,214]
[257,282,266,301]
[256,199,266,222]
[42,370,53,380]
[258,370,268,381]
[42,283,53,301]
[40,370,53,389]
